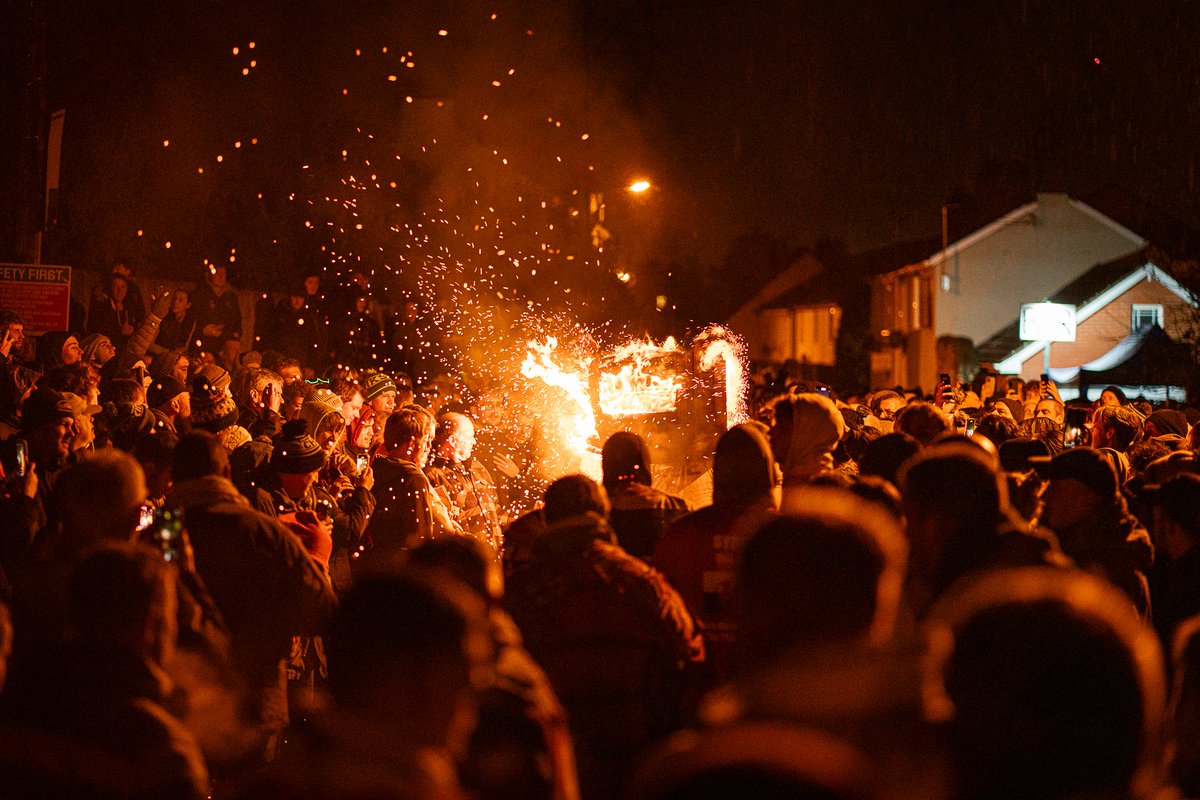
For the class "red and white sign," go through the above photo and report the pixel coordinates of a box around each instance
[0,264,72,334]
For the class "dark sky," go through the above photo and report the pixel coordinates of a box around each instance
[5,0,1200,303]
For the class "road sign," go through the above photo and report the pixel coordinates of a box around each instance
[1019,302,1077,342]
[0,264,72,334]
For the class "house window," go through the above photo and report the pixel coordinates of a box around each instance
[1131,304,1163,332]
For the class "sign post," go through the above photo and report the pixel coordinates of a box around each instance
[1019,301,1077,374]
[0,263,72,334]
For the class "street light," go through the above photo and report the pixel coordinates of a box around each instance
[628,179,652,194]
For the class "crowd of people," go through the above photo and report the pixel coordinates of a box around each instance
[0,263,1198,800]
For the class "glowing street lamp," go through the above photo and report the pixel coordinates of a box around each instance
[627,179,652,194]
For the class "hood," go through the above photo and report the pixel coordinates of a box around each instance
[713,423,777,510]
[783,394,847,484]
[35,331,72,371]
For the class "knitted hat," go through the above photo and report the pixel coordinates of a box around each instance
[149,348,188,381]
[362,371,398,403]
[79,333,113,365]
[148,376,187,410]
[194,364,231,394]
[190,373,239,433]
[299,389,345,440]
[216,424,251,453]
[272,419,326,474]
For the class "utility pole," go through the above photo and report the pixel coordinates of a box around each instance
[16,0,48,264]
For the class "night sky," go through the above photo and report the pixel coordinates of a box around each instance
[5,0,1200,323]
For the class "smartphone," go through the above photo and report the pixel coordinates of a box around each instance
[13,439,27,478]
[136,503,155,532]
[816,385,830,397]
[965,418,976,437]
[1063,408,1088,449]
[261,382,276,411]
[356,453,370,475]
[152,507,185,563]
[1040,373,1049,383]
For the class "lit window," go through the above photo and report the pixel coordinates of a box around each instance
[1131,304,1163,332]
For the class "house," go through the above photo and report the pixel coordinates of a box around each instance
[869,193,1147,390]
[727,240,935,388]
[978,248,1198,399]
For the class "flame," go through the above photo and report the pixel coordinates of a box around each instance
[598,336,684,416]
[520,337,597,455]
[697,324,748,427]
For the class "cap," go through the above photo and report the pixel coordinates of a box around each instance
[1033,447,1118,499]
[1153,473,1200,534]
[21,388,75,432]
[1147,409,1188,438]
[60,392,102,418]
[998,437,1051,473]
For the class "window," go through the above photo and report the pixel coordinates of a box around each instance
[1131,304,1163,332]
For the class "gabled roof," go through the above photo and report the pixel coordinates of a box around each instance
[760,236,940,310]
[877,193,1146,280]
[978,248,1198,369]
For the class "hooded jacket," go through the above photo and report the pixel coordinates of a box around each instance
[780,394,846,486]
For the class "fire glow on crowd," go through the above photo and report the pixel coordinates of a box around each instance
[132,5,750,495]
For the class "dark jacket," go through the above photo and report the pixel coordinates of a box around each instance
[605,481,689,559]
[359,456,438,573]
[167,475,335,733]
[191,281,242,351]
[1054,505,1154,618]
[505,513,703,800]
[0,641,210,799]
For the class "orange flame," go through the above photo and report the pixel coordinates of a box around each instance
[520,337,597,454]
[697,324,748,426]
[598,336,684,416]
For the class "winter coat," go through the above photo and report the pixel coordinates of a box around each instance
[167,475,335,733]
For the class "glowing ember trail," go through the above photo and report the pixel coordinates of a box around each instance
[696,324,749,427]
[598,336,684,416]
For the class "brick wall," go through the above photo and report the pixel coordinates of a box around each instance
[1018,277,1192,380]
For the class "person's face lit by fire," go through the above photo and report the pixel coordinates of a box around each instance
[61,336,82,366]
[439,417,476,464]
[4,322,24,352]
[352,408,377,451]
[208,266,227,289]
[369,390,397,418]
[1099,389,1121,407]
[304,275,320,296]
[171,356,190,385]
[341,392,364,427]
[316,416,345,454]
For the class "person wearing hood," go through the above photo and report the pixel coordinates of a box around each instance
[35,331,82,374]
[505,474,704,800]
[653,422,780,685]
[148,376,190,435]
[599,431,689,559]
[767,392,847,487]
[296,389,376,593]
[1037,447,1155,618]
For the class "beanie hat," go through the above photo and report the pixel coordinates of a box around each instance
[79,333,113,365]
[148,376,187,410]
[195,364,231,394]
[272,419,326,474]
[362,371,398,403]
[216,424,252,453]
[190,373,239,433]
[299,388,345,439]
[149,348,188,381]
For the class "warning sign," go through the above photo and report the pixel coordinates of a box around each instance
[0,264,72,334]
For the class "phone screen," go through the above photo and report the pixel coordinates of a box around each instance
[1063,408,1088,449]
